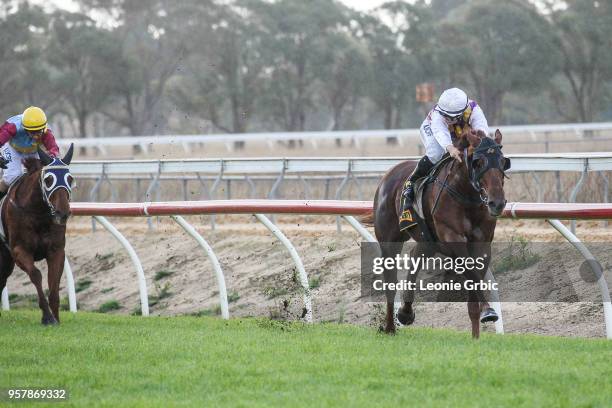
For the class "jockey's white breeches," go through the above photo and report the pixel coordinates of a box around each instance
[1,144,38,185]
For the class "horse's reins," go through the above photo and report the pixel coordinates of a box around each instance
[431,139,510,210]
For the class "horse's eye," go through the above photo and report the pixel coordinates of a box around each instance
[66,174,74,186]
[44,173,56,190]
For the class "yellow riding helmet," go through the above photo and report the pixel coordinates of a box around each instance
[22,106,47,132]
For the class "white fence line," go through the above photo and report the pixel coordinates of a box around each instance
[56,121,612,153]
[70,153,612,175]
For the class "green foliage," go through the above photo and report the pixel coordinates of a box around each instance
[309,276,321,289]
[154,270,174,281]
[191,306,222,317]
[1,311,611,406]
[493,236,541,273]
[149,282,173,308]
[227,291,240,303]
[76,279,93,293]
[263,286,289,299]
[97,300,121,313]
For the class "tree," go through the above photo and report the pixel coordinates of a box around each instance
[0,2,56,116]
[47,11,122,140]
[315,10,371,131]
[547,0,612,122]
[361,1,436,130]
[82,0,197,135]
[245,0,348,131]
[436,0,559,124]
[172,2,264,135]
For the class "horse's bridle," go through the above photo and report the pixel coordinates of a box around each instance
[40,158,73,216]
[464,138,511,203]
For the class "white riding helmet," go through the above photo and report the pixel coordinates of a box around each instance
[436,88,468,117]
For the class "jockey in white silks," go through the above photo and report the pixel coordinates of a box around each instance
[402,87,491,207]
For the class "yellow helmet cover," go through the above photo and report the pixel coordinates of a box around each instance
[22,106,47,132]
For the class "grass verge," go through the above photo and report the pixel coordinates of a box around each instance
[0,310,610,407]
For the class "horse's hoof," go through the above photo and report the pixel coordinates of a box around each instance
[378,324,396,335]
[397,307,415,325]
[480,308,498,323]
[41,316,58,325]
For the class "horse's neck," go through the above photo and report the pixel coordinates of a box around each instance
[445,162,480,200]
[13,173,45,211]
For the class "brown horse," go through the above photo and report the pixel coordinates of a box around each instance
[0,144,74,325]
[363,130,509,338]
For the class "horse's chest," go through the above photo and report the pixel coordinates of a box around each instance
[465,213,496,241]
[13,229,61,260]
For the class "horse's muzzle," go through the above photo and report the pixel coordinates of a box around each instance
[53,211,72,225]
[487,200,506,217]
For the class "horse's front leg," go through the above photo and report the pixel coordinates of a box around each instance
[46,250,65,323]
[467,242,497,324]
[467,293,481,339]
[13,246,56,325]
[0,247,15,318]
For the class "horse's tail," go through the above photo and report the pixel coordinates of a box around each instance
[359,208,375,227]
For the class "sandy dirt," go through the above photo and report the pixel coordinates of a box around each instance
[4,217,611,339]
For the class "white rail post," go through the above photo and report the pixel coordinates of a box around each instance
[255,213,312,322]
[547,219,612,339]
[94,215,149,316]
[1,286,8,310]
[171,215,229,319]
[64,257,77,313]
[342,215,376,243]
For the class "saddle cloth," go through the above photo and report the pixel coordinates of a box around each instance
[399,154,453,233]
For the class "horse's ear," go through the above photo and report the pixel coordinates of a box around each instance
[494,129,502,145]
[37,146,53,166]
[62,143,74,165]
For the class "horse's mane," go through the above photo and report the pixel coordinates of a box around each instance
[23,157,42,174]
[455,129,487,154]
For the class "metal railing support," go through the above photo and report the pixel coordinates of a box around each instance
[94,215,149,316]
[171,215,229,319]
[255,213,312,322]
[547,219,612,339]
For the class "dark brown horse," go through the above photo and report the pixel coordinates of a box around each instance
[0,144,74,324]
[363,130,509,338]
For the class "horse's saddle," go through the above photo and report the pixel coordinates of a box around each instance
[399,155,453,236]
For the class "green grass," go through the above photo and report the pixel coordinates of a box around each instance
[0,310,610,407]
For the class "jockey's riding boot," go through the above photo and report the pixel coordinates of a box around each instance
[403,156,434,207]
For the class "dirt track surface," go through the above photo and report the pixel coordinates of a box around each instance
[5,217,612,338]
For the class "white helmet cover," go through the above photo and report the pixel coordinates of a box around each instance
[436,88,468,117]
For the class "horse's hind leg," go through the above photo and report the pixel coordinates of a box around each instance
[379,241,404,334]
[13,247,56,325]
[398,241,434,326]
